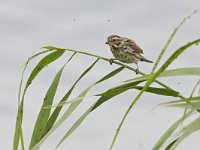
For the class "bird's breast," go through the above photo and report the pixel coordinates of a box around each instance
[110,46,139,64]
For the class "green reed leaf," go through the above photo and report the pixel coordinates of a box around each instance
[29,64,66,149]
[54,67,125,149]
[31,59,99,149]
[169,117,200,150]
[26,50,65,87]
[31,85,94,150]
[124,67,200,83]
[151,10,197,72]
[92,80,144,111]
[164,138,179,150]
[29,52,74,149]
[152,111,193,150]
[160,96,200,106]
[132,86,180,97]
[14,50,64,150]
[56,102,97,149]
[96,67,124,84]
[41,58,99,139]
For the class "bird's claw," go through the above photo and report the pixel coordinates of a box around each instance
[109,59,114,65]
[136,68,139,74]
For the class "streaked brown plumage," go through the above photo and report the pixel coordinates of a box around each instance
[105,35,153,74]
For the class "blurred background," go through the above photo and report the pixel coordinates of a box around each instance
[0,0,199,149]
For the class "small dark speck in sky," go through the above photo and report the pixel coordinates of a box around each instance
[107,19,111,22]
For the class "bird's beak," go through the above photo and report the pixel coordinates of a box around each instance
[105,41,108,44]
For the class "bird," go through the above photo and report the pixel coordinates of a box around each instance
[105,35,153,74]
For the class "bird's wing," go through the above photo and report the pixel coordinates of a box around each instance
[123,38,144,54]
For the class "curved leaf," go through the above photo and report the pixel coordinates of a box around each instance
[169,117,200,150]
[31,59,99,150]
[125,68,200,83]
[160,96,200,107]
[96,67,124,84]
[29,65,65,149]
[31,85,94,150]
[41,58,99,138]
[152,111,192,150]
[26,50,65,87]
[92,80,144,111]
[14,50,64,150]
[132,86,180,97]
[54,67,125,149]
[56,102,97,149]
[164,138,179,150]
[151,10,197,72]
[29,52,73,149]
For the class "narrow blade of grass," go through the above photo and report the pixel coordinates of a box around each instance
[147,39,200,84]
[152,111,193,150]
[31,85,94,150]
[131,86,180,97]
[164,102,200,110]
[26,50,65,88]
[96,66,124,84]
[14,50,64,150]
[43,66,123,136]
[160,96,200,106]
[97,85,179,97]
[56,102,97,149]
[55,67,126,148]
[41,58,99,138]
[29,52,74,149]
[168,117,200,150]
[92,82,179,113]
[33,66,125,149]
[92,80,144,111]
[164,138,179,150]
[96,80,144,96]
[124,67,200,83]
[31,59,99,149]
[151,10,197,72]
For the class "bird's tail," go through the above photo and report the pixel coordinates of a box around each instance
[140,56,153,63]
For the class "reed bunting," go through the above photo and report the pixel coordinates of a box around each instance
[105,35,153,74]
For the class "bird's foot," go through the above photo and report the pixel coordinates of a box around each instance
[136,64,139,74]
[109,58,114,65]
[136,68,139,74]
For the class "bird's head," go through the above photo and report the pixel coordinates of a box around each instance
[105,35,121,45]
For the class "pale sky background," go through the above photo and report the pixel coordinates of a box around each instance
[0,0,200,150]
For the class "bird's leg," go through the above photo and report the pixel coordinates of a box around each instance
[135,63,139,74]
[109,58,116,65]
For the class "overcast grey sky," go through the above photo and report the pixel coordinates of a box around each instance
[0,0,200,150]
